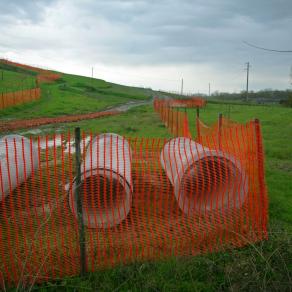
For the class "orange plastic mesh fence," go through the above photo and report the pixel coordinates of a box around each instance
[153,97,206,109]
[0,88,41,110]
[153,98,192,137]
[1,59,61,84]
[0,125,268,286]
[195,117,241,143]
[36,73,61,84]
[0,111,121,132]
[169,97,206,108]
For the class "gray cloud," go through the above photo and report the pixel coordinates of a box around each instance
[0,0,57,22]
[0,0,291,91]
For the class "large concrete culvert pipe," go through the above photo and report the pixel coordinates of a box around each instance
[69,133,133,229]
[160,137,248,215]
[0,135,39,202]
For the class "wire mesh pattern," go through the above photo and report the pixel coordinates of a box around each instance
[0,110,121,132]
[153,98,192,137]
[0,59,61,110]
[154,96,206,108]
[1,59,61,84]
[0,122,268,286]
[0,88,41,110]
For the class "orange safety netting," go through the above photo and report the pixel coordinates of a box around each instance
[36,73,61,84]
[153,98,192,137]
[154,96,206,109]
[0,88,41,110]
[196,116,241,143]
[169,97,206,108]
[1,59,61,84]
[0,110,121,132]
[0,123,268,286]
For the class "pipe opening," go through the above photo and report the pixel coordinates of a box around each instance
[70,169,132,229]
[179,156,240,212]
[81,173,127,214]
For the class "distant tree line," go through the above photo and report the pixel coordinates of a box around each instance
[209,89,292,106]
[157,89,292,107]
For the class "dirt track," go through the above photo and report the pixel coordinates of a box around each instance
[0,110,120,132]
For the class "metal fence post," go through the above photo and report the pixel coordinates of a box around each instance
[75,127,87,276]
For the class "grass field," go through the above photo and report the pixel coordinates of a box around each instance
[1,65,291,291]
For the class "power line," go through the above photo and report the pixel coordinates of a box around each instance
[243,41,292,53]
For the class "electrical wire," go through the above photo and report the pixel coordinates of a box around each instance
[243,41,292,53]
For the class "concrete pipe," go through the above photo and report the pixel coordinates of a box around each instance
[160,137,248,215]
[69,133,133,228]
[0,135,39,202]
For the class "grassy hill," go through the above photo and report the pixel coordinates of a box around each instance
[0,61,152,119]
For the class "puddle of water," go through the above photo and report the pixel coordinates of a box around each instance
[20,128,43,135]
[38,134,91,154]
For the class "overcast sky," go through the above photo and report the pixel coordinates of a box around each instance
[0,0,292,93]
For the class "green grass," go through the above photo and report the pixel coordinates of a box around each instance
[1,64,291,291]
[16,105,169,138]
[27,226,291,291]
[0,69,36,93]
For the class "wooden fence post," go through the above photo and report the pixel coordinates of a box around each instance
[196,107,201,143]
[75,127,87,276]
[218,113,223,149]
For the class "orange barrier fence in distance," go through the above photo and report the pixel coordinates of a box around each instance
[153,99,192,137]
[1,59,62,84]
[0,88,41,110]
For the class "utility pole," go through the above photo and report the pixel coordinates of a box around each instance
[208,83,211,97]
[245,62,250,101]
[91,67,94,85]
[180,78,184,96]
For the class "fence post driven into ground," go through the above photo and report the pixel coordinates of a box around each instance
[218,113,223,150]
[75,127,87,276]
[196,107,200,142]
[254,119,268,239]
[1,92,3,109]
[176,109,179,136]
